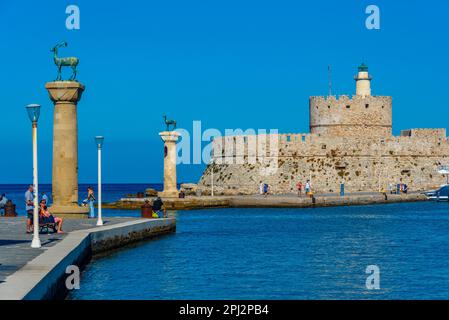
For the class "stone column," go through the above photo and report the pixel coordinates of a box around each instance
[46,81,89,216]
[158,131,180,198]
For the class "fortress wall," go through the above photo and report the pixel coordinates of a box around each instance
[200,134,449,195]
[401,128,447,139]
[212,134,449,158]
[309,95,392,138]
[198,65,447,195]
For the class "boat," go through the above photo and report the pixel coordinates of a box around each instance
[426,185,449,201]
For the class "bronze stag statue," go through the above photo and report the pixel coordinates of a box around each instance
[51,41,79,81]
[163,115,177,131]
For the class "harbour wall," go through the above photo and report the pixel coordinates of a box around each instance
[103,193,428,210]
[0,218,176,300]
[198,133,449,194]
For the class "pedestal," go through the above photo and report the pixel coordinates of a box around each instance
[158,131,180,198]
[46,81,89,216]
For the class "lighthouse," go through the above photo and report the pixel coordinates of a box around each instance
[354,63,372,97]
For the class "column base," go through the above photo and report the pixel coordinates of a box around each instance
[49,205,90,218]
[158,190,179,198]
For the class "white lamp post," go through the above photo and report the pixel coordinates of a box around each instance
[95,136,104,226]
[26,104,41,249]
[211,158,214,197]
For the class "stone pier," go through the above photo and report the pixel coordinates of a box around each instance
[45,81,88,217]
[158,131,180,198]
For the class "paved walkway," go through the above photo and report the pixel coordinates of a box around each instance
[0,217,134,284]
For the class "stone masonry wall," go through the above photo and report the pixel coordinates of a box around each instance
[309,95,392,138]
[198,133,449,195]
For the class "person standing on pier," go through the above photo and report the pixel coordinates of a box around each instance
[259,181,264,195]
[41,192,49,205]
[25,185,34,233]
[296,181,303,197]
[87,186,96,218]
[263,183,269,197]
[305,180,311,197]
[0,193,7,215]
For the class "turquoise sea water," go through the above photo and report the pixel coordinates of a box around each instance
[68,200,449,300]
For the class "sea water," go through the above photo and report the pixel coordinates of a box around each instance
[64,195,449,300]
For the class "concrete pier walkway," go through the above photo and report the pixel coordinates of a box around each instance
[103,192,428,210]
[0,217,176,300]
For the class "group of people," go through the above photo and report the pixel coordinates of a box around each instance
[21,184,166,234]
[25,185,99,234]
[296,180,312,197]
[25,185,63,234]
[388,183,408,194]
[259,180,313,197]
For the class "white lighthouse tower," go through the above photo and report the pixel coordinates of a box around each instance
[354,63,372,97]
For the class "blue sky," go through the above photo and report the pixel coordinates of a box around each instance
[0,0,448,183]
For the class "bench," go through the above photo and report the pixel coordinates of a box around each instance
[39,222,57,234]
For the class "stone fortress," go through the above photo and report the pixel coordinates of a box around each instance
[198,64,449,195]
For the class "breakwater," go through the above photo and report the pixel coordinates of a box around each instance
[102,193,427,211]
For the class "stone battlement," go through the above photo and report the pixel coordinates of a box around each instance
[309,95,392,138]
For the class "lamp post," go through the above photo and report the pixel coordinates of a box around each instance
[211,159,214,197]
[26,104,41,249]
[95,136,104,226]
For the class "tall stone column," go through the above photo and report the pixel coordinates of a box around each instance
[46,81,89,216]
[158,131,180,198]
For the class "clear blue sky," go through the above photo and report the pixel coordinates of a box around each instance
[0,0,448,184]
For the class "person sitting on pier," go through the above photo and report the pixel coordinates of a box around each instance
[152,197,165,218]
[39,200,64,233]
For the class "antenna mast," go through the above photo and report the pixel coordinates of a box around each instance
[328,65,332,96]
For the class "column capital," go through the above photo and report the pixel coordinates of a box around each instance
[45,81,85,104]
[159,131,180,143]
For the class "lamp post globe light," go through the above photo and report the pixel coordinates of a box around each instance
[26,104,41,248]
[95,136,104,226]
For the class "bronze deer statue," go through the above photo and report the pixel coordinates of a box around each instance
[51,41,79,81]
[163,115,177,131]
